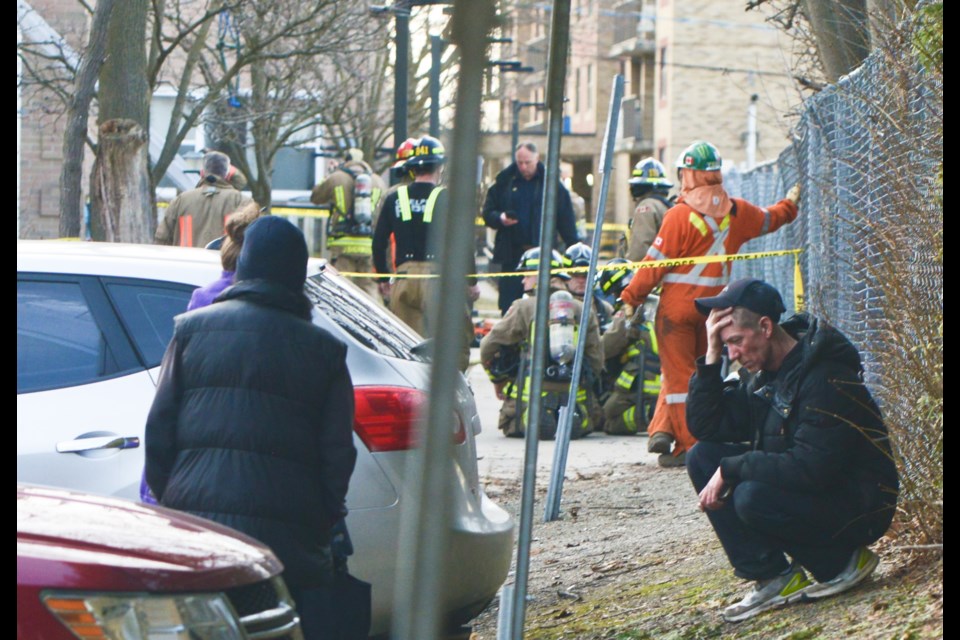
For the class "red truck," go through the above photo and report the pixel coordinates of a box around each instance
[17,484,302,639]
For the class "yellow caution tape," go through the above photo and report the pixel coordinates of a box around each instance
[794,253,806,312]
[336,248,803,280]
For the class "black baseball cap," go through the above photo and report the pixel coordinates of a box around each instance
[694,278,787,322]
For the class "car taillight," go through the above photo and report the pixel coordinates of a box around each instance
[353,386,466,452]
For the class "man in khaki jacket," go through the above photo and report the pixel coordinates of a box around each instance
[480,248,603,439]
[156,151,250,248]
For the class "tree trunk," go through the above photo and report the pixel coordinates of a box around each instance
[90,0,152,242]
[90,119,154,242]
[804,0,871,82]
[59,0,115,239]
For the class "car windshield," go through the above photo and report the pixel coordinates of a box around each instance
[305,272,428,362]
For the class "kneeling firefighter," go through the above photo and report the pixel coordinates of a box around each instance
[597,259,662,435]
[480,248,604,439]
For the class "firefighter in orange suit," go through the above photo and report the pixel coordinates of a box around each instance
[620,141,801,467]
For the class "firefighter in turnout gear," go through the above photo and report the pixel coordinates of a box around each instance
[622,157,674,262]
[372,135,477,370]
[597,259,662,435]
[311,148,387,304]
[480,248,604,440]
[620,140,800,467]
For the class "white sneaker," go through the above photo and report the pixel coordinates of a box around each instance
[803,547,879,600]
[723,565,812,623]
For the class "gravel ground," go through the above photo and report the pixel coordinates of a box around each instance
[467,456,942,639]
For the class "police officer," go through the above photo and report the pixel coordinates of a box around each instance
[621,158,674,262]
[372,135,477,370]
[311,148,387,303]
[597,259,662,435]
[480,248,603,439]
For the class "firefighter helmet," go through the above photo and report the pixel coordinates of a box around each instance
[629,157,673,199]
[405,135,446,168]
[392,137,417,169]
[597,258,634,297]
[517,247,569,280]
[676,140,722,171]
[564,242,593,268]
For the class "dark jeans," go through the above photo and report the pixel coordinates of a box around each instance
[498,273,524,316]
[686,441,889,582]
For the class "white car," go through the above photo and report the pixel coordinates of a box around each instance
[17,240,513,636]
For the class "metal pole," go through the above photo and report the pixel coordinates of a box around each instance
[543,76,624,522]
[511,99,520,154]
[430,34,443,137]
[394,7,410,150]
[390,1,495,639]
[746,93,758,170]
[508,1,570,638]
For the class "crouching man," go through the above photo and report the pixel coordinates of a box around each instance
[685,278,899,622]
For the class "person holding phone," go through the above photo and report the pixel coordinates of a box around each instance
[482,141,581,315]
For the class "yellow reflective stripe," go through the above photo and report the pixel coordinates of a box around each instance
[334,185,347,214]
[616,370,636,391]
[688,212,710,236]
[327,237,373,253]
[423,187,444,223]
[398,186,412,221]
[719,214,730,232]
[646,321,658,353]
[623,406,637,432]
[625,346,641,359]
[372,187,382,209]
[644,379,661,394]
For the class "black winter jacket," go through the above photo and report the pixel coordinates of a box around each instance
[481,162,579,266]
[145,279,357,588]
[687,313,899,516]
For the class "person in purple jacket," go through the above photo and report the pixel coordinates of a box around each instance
[188,201,265,310]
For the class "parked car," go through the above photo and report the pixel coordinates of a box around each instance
[16,240,513,635]
[17,483,302,639]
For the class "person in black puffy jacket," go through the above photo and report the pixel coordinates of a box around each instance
[145,216,357,616]
[685,278,899,623]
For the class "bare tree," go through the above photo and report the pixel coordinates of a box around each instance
[19,0,388,238]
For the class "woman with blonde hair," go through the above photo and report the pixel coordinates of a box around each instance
[187,201,264,310]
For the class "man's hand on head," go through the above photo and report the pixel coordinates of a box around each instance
[698,467,728,511]
[705,307,734,365]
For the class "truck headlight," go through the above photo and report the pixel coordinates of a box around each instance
[42,591,242,639]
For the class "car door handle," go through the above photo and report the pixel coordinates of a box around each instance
[56,436,141,453]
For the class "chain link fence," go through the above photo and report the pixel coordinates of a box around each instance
[725,41,942,393]
[725,19,942,540]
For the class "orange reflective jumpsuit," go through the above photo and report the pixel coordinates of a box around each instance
[621,196,798,457]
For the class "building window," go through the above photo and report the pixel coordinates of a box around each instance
[659,45,668,102]
[575,67,581,113]
[587,64,593,110]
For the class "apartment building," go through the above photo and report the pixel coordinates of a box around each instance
[486,0,797,225]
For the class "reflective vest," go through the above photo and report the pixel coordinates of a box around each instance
[397,185,445,223]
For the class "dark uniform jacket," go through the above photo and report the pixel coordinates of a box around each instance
[687,313,899,537]
[145,279,357,588]
[481,162,580,267]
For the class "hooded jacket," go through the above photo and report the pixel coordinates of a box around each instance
[145,279,357,588]
[687,313,899,527]
[481,162,579,266]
